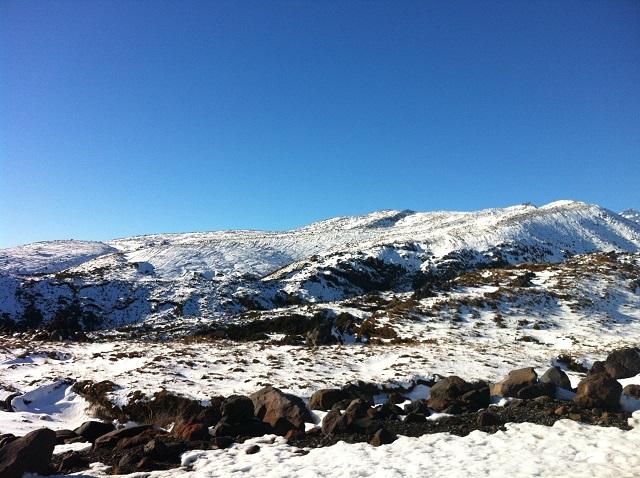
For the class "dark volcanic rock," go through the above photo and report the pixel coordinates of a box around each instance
[602,348,640,379]
[428,376,489,412]
[517,381,556,400]
[221,395,255,422]
[369,428,397,446]
[574,373,622,410]
[250,386,312,434]
[491,367,537,397]
[74,420,116,443]
[0,428,56,478]
[93,425,153,449]
[309,389,350,411]
[622,384,640,400]
[540,366,572,391]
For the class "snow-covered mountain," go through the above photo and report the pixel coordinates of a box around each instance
[1,200,639,330]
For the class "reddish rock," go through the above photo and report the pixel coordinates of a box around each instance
[0,428,56,478]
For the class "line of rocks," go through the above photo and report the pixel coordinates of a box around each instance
[1,347,639,476]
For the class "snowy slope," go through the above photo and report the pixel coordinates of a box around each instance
[1,200,640,327]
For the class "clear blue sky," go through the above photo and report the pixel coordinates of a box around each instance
[1,1,639,248]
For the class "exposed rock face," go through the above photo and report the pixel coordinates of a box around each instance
[309,389,350,411]
[491,368,538,397]
[250,386,313,434]
[574,373,622,410]
[602,348,640,379]
[0,428,56,478]
[540,366,572,390]
[428,376,490,412]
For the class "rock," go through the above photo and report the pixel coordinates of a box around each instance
[135,457,159,471]
[246,444,260,454]
[305,322,336,347]
[369,428,397,446]
[491,367,537,397]
[309,389,350,411]
[93,425,153,449]
[403,399,430,416]
[540,366,572,390]
[321,409,347,435]
[0,434,16,449]
[54,429,78,444]
[366,403,402,420]
[388,392,406,405]
[143,439,167,459]
[404,412,427,423]
[2,393,19,412]
[573,373,622,410]
[517,381,556,400]
[0,428,57,478]
[477,411,500,427]
[603,348,640,379]
[429,376,489,412]
[221,395,254,422]
[250,386,312,435]
[115,429,159,450]
[211,436,234,448]
[174,423,209,441]
[554,405,568,416]
[56,451,88,473]
[74,420,115,443]
[284,429,305,440]
[210,416,271,438]
[622,384,640,400]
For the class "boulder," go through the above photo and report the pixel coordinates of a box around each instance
[428,376,490,412]
[93,425,153,449]
[622,384,640,400]
[221,395,254,422]
[173,423,209,441]
[491,368,537,397]
[0,428,56,478]
[603,348,640,379]
[309,389,350,411]
[366,403,402,420]
[477,410,501,427]
[54,429,78,444]
[321,409,347,435]
[369,428,397,446]
[250,386,312,434]
[0,434,16,449]
[74,420,115,443]
[210,416,271,438]
[573,373,622,410]
[403,399,430,416]
[540,366,572,390]
[517,381,556,400]
[305,322,336,347]
[404,412,427,423]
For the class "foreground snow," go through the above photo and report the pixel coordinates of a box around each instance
[31,416,640,478]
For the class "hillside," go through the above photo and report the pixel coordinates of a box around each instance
[1,200,639,332]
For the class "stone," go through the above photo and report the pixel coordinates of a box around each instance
[540,366,572,390]
[309,389,350,411]
[245,444,260,454]
[174,423,209,441]
[517,381,556,400]
[250,386,312,434]
[93,425,153,449]
[603,348,640,379]
[369,428,397,446]
[54,429,78,445]
[491,367,537,397]
[404,412,427,423]
[574,373,622,411]
[403,399,430,416]
[321,409,347,435]
[0,428,57,478]
[220,395,254,422]
[74,421,116,443]
[622,384,640,400]
[477,411,500,427]
[429,376,489,412]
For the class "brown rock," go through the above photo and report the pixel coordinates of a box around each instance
[93,425,153,449]
[622,384,640,400]
[0,428,56,478]
[174,423,209,441]
[491,367,537,397]
[369,428,396,446]
[250,386,312,435]
[309,389,350,411]
[573,373,622,411]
